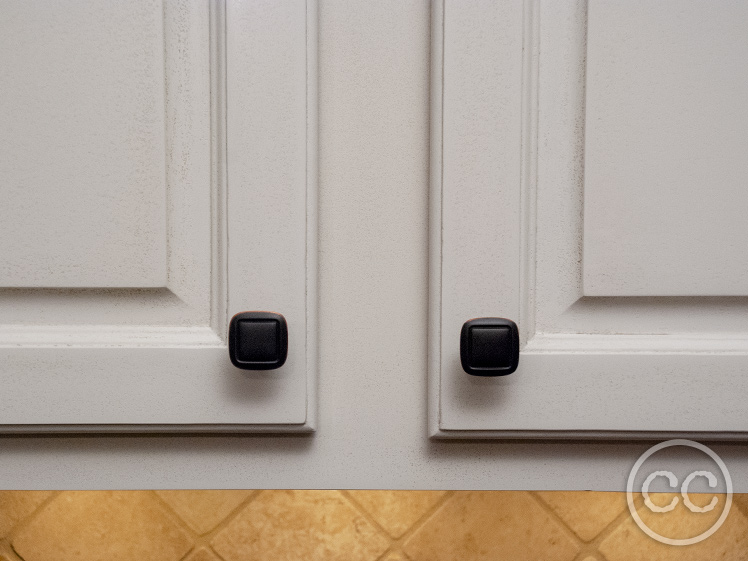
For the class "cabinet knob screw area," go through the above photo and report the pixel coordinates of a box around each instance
[460,318,519,376]
[228,312,288,370]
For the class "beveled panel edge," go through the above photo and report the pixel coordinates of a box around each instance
[427,0,445,439]
[431,428,748,441]
[0,423,314,435]
[304,0,319,433]
[0,0,215,337]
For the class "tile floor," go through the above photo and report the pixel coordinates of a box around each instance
[1,490,747,560]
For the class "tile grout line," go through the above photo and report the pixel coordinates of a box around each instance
[201,490,262,538]
[154,490,263,561]
[386,490,457,558]
[5,490,62,548]
[527,491,585,552]
[528,491,643,561]
[341,490,456,561]
[732,495,748,520]
[0,538,25,561]
[199,489,263,560]
[148,489,202,559]
[571,493,646,561]
[338,490,397,559]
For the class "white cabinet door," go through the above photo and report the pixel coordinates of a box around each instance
[430,0,748,438]
[0,0,317,433]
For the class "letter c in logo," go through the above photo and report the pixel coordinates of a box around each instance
[681,471,719,513]
[642,470,679,512]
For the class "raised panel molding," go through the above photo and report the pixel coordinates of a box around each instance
[582,0,748,297]
[0,0,318,433]
[0,0,169,288]
[0,0,217,344]
[429,0,748,439]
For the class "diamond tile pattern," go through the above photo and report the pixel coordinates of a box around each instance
[599,493,748,561]
[11,491,191,561]
[346,490,446,538]
[536,490,626,541]
[184,547,223,561]
[156,490,254,535]
[0,492,52,536]
[0,540,23,561]
[381,551,409,561]
[0,490,747,560]
[403,491,579,561]
[212,490,389,561]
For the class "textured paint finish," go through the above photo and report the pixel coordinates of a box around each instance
[226,0,318,430]
[431,0,526,436]
[2,0,748,490]
[0,0,167,287]
[431,0,748,438]
[583,0,748,296]
[0,0,317,431]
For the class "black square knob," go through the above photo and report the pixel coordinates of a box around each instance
[460,318,519,376]
[229,312,288,370]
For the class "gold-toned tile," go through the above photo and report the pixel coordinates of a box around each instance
[403,491,580,561]
[599,493,748,560]
[0,540,22,561]
[535,491,626,542]
[156,490,254,535]
[734,493,748,516]
[12,491,193,561]
[0,491,53,537]
[381,551,409,561]
[347,490,446,538]
[212,490,390,561]
[184,547,222,561]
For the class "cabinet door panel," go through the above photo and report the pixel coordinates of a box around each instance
[430,0,748,438]
[0,0,167,288]
[582,0,748,297]
[0,0,317,433]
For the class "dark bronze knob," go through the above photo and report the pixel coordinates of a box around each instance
[229,311,288,370]
[460,317,519,376]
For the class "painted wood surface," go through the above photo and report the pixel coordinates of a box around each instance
[431,0,748,438]
[583,0,748,296]
[0,0,317,432]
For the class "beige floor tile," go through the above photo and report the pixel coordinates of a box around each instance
[347,490,446,538]
[0,491,53,537]
[599,493,748,560]
[156,490,254,535]
[184,547,222,561]
[211,490,390,561]
[381,551,409,561]
[11,491,193,561]
[535,491,627,542]
[734,494,748,516]
[403,491,580,561]
[0,540,23,561]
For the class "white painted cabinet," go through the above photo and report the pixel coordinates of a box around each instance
[430,0,748,438]
[2,0,747,445]
[0,0,317,432]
